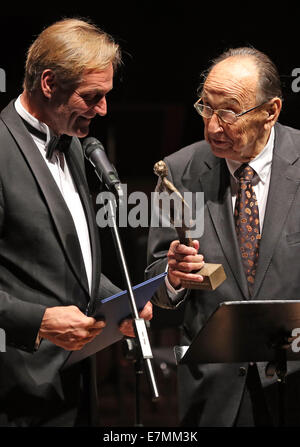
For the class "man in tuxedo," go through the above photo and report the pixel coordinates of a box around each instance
[0,17,152,426]
[146,47,300,426]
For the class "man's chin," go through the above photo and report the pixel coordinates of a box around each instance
[73,117,92,138]
[210,144,231,158]
[211,147,250,163]
[72,126,90,138]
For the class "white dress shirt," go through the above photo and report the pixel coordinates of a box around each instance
[14,95,93,294]
[226,126,274,232]
[166,126,275,298]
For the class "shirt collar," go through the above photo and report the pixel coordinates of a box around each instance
[226,126,275,184]
[14,94,54,146]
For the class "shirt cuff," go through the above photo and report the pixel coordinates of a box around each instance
[165,266,186,304]
[165,274,185,295]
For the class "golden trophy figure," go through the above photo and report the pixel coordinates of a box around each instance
[153,160,226,290]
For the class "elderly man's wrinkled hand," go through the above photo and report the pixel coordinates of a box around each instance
[167,239,204,288]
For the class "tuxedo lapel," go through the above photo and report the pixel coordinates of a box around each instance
[252,124,300,297]
[197,157,250,299]
[65,142,101,307]
[0,100,90,297]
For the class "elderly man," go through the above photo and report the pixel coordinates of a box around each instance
[0,18,152,426]
[146,47,300,426]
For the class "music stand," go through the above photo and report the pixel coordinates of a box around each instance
[174,300,300,426]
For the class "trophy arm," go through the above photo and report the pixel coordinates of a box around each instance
[154,160,192,246]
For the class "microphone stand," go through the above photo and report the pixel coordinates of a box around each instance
[102,185,159,423]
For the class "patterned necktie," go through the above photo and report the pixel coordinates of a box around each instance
[234,164,261,294]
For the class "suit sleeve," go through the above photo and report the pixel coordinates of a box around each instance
[0,290,46,352]
[0,167,46,352]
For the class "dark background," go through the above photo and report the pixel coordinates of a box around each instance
[0,3,299,426]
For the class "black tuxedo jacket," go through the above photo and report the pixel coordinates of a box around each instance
[146,122,300,426]
[0,100,120,426]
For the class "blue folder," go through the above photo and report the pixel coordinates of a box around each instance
[63,272,166,368]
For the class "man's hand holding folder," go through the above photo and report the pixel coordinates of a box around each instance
[119,301,153,338]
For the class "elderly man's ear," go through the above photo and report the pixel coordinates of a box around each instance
[264,97,282,130]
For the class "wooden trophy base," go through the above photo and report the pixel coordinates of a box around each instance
[181,263,226,290]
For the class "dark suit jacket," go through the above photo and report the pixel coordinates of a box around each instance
[0,100,120,426]
[146,122,300,426]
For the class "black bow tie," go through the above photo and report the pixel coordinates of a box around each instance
[21,118,71,160]
[45,134,72,160]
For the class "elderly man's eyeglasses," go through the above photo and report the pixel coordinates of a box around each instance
[193,98,268,125]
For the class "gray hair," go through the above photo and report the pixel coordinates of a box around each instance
[198,47,282,102]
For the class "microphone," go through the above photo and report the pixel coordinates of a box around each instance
[83,137,122,197]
